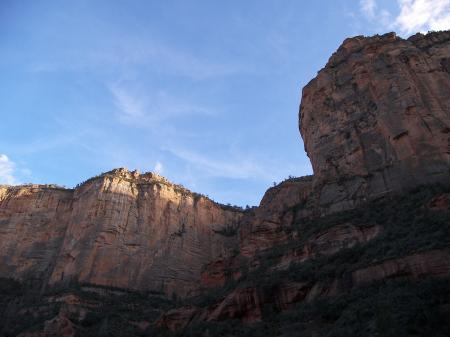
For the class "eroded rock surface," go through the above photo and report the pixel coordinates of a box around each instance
[300,31,450,212]
[1,31,450,337]
[268,224,381,272]
[0,185,73,286]
[0,169,242,297]
[239,176,313,257]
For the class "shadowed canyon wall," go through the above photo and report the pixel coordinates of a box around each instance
[0,31,450,337]
[154,31,450,334]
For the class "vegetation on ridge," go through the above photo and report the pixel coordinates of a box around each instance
[0,185,448,337]
[168,184,450,336]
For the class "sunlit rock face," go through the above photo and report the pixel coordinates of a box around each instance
[0,185,73,286]
[2,30,450,337]
[300,31,450,213]
[0,169,242,297]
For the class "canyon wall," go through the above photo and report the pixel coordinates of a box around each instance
[1,31,450,337]
[239,176,313,257]
[155,31,450,334]
[0,169,242,297]
[300,31,450,212]
[0,185,73,285]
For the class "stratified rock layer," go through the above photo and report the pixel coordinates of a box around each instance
[300,31,450,212]
[0,169,242,297]
[239,176,313,257]
[155,31,450,334]
[1,31,450,337]
[0,185,73,286]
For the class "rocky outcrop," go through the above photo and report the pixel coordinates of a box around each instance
[158,247,450,331]
[352,247,450,284]
[300,31,450,213]
[2,31,450,337]
[268,224,381,272]
[239,176,313,257]
[428,193,450,210]
[156,32,450,333]
[0,169,242,297]
[17,313,75,337]
[156,306,199,332]
[49,169,242,297]
[200,256,243,289]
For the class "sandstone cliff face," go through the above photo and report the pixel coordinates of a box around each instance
[2,31,450,337]
[268,224,381,272]
[239,176,313,257]
[50,169,242,297]
[156,32,450,332]
[158,244,450,331]
[196,177,314,290]
[0,185,73,285]
[300,31,450,212]
[0,169,242,297]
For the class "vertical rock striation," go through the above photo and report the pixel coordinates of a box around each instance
[0,169,242,297]
[300,31,450,212]
[239,176,313,257]
[0,185,73,286]
[1,31,450,336]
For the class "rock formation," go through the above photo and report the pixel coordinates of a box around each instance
[1,31,450,337]
[154,31,450,335]
[0,169,242,297]
[0,185,73,285]
[300,31,450,212]
[239,176,313,257]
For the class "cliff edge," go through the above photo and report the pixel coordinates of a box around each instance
[300,31,450,213]
[0,168,242,297]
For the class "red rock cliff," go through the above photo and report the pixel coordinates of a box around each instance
[0,169,242,297]
[300,31,450,212]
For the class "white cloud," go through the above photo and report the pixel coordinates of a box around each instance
[359,0,450,35]
[168,147,274,181]
[395,0,450,34]
[360,0,377,18]
[28,34,241,81]
[150,44,240,80]
[0,154,18,185]
[109,85,145,120]
[154,161,163,174]
[358,0,393,28]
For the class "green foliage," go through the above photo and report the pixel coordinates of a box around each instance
[213,225,238,237]
[275,278,450,337]
[176,184,450,337]
[0,280,174,337]
[185,280,239,308]
[178,279,450,337]
[1,185,448,337]
[250,184,450,287]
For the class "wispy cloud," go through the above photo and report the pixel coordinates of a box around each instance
[29,34,241,81]
[360,0,377,18]
[154,161,163,174]
[359,0,392,28]
[167,147,275,181]
[0,154,18,185]
[109,84,213,127]
[109,84,146,121]
[145,43,241,80]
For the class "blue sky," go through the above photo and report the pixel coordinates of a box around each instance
[1,0,449,206]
